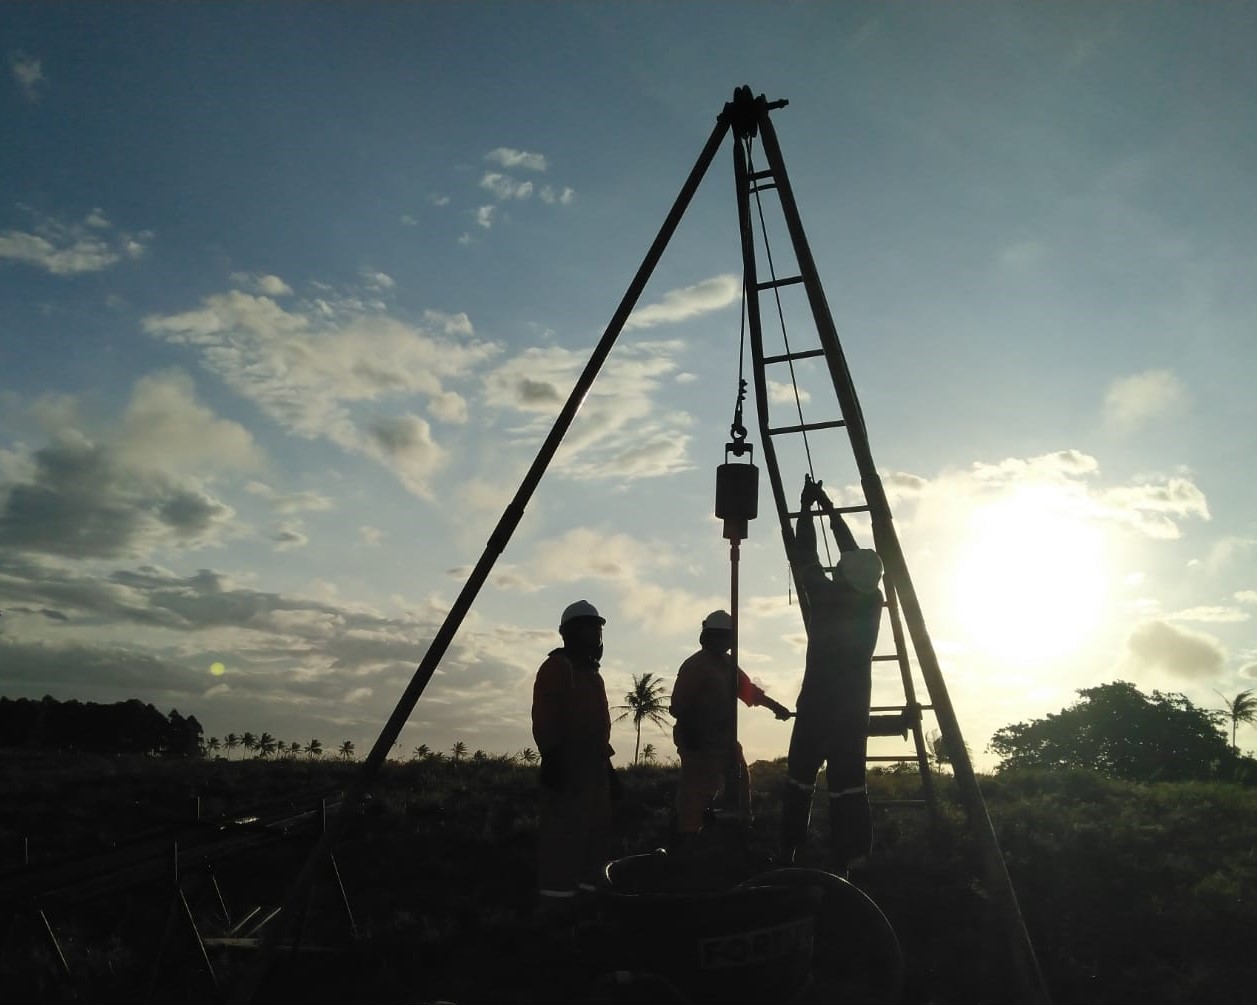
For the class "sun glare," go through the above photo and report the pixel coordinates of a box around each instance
[948,486,1111,669]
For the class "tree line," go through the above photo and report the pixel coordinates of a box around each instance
[0,695,203,757]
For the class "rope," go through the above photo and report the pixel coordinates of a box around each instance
[745,137,835,569]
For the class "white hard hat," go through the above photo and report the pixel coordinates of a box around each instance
[838,549,884,593]
[560,600,605,630]
[702,610,733,631]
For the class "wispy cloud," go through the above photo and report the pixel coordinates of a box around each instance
[624,275,740,331]
[246,482,334,514]
[9,51,44,101]
[142,279,498,497]
[1103,369,1187,434]
[480,173,534,201]
[271,521,309,551]
[1169,606,1250,624]
[0,209,151,276]
[482,339,693,479]
[485,148,548,172]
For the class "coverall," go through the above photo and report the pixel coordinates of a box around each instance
[531,646,614,901]
[671,648,771,832]
[782,507,883,868]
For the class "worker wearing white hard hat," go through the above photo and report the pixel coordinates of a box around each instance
[670,609,792,838]
[781,476,885,873]
[531,600,618,924]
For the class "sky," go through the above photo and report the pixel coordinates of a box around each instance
[2,4,1255,771]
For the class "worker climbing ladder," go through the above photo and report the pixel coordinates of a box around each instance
[229,86,1051,1005]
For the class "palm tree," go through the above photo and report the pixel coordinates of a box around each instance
[224,733,240,758]
[206,736,221,757]
[613,672,673,765]
[305,739,323,759]
[288,740,302,758]
[640,743,657,765]
[241,732,257,758]
[257,732,277,758]
[518,747,538,765]
[338,740,355,762]
[413,744,431,761]
[451,741,467,762]
[1215,689,1257,752]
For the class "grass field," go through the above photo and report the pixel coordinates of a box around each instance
[2,750,1254,1004]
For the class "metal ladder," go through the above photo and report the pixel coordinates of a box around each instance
[728,112,937,813]
[719,87,1049,1003]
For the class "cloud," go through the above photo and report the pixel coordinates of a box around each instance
[1236,591,1257,606]
[624,275,740,331]
[1125,619,1227,681]
[9,52,44,101]
[359,525,383,546]
[359,415,445,498]
[523,526,721,635]
[1103,369,1187,434]
[1205,536,1256,574]
[539,186,576,206]
[476,205,495,229]
[271,521,309,551]
[113,370,266,474]
[485,148,548,172]
[768,380,811,406]
[141,282,498,496]
[0,209,150,275]
[0,432,237,559]
[230,273,293,297]
[480,173,534,201]
[363,270,395,291]
[1169,606,1250,624]
[245,482,334,514]
[482,340,693,480]
[1093,477,1209,539]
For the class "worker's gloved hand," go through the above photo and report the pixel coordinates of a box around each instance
[538,748,564,791]
[606,759,623,802]
[774,705,794,721]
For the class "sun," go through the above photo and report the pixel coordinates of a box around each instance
[947,486,1112,669]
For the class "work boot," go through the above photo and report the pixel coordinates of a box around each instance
[780,779,814,865]
[828,787,872,871]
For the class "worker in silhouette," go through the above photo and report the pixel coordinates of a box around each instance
[671,610,792,840]
[781,476,884,873]
[531,600,620,925]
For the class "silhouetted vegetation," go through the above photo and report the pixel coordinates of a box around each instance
[989,680,1256,782]
[2,749,1255,1004]
[0,695,203,758]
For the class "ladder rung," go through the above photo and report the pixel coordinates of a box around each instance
[763,348,825,365]
[751,181,778,194]
[787,505,870,520]
[870,704,934,712]
[767,419,846,436]
[865,755,918,763]
[756,276,804,292]
[749,169,775,181]
[870,655,900,663]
